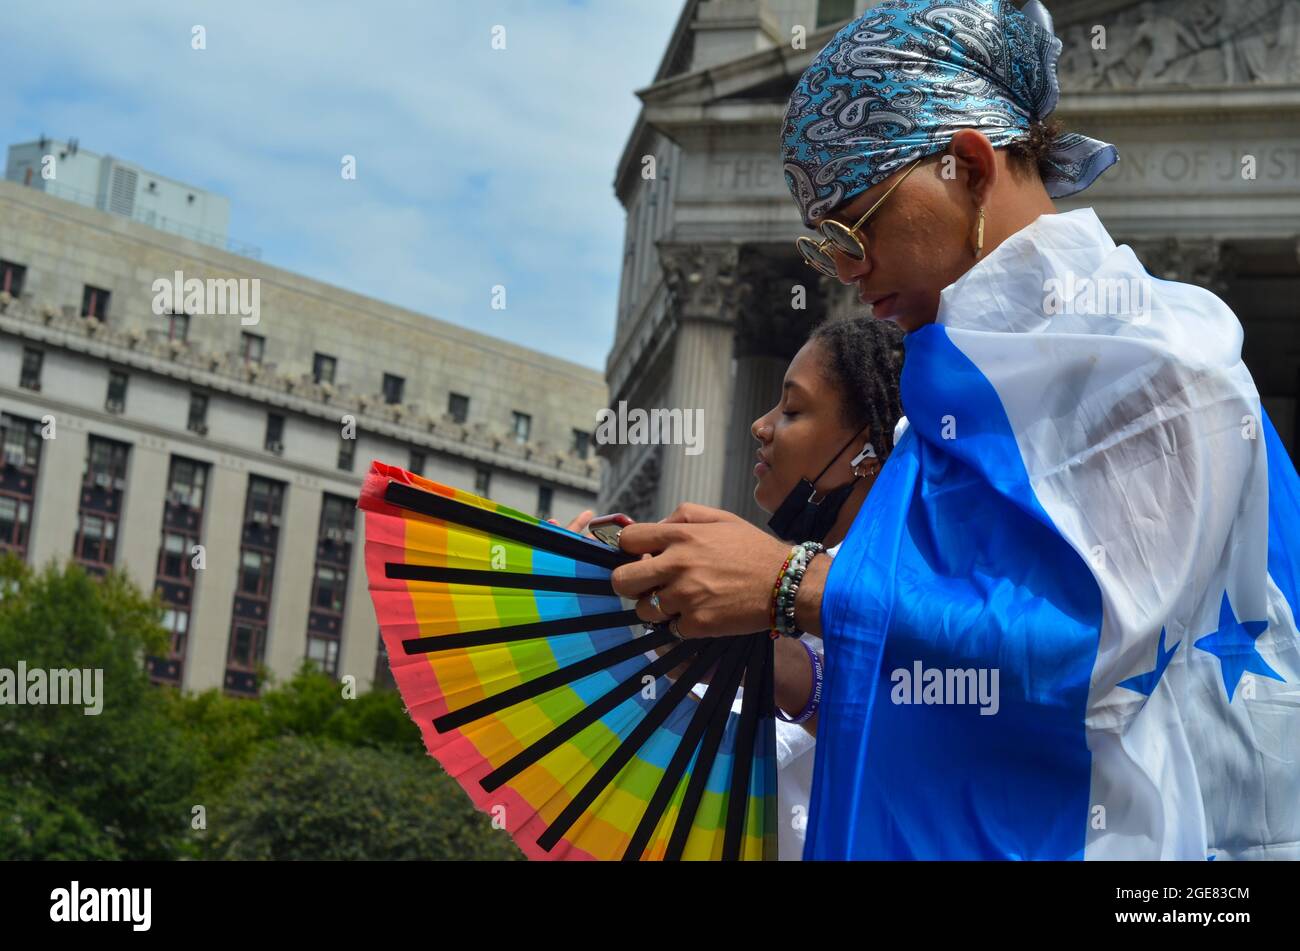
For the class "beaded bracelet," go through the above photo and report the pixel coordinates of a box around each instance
[772,541,825,638]
[768,545,800,639]
[776,639,823,724]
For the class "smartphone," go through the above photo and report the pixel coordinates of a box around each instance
[588,513,633,549]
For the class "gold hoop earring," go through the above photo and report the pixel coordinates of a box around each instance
[974,206,985,259]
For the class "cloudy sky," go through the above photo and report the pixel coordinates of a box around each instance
[0,0,684,371]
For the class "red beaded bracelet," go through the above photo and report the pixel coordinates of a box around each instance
[769,546,799,640]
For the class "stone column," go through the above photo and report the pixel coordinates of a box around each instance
[185,458,245,692]
[723,354,786,525]
[655,242,743,512]
[117,435,168,594]
[28,420,86,568]
[339,525,378,692]
[265,478,321,682]
[720,252,832,526]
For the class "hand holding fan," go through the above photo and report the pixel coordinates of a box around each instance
[357,461,778,860]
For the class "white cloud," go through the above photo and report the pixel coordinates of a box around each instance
[0,0,683,370]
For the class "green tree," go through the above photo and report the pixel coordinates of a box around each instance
[0,556,200,859]
[201,736,522,860]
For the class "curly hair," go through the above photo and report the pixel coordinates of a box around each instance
[808,317,906,459]
[1005,117,1063,184]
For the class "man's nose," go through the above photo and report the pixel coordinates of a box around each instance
[832,246,868,283]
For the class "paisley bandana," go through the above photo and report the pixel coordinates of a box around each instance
[780,0,1118,228]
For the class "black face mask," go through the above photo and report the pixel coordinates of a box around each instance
[767,423,875,543]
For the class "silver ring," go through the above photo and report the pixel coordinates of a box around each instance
[649,589,663,615]
[668,617,684,640]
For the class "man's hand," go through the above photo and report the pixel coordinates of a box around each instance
[610,503,792,638]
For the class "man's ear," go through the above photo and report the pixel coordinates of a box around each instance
[947,129,999,206]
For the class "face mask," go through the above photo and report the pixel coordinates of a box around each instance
[767,423,876,543]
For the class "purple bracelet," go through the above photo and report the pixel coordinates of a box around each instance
[776,639,822,725]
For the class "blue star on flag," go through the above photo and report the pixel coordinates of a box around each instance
[1118,627,1179,696]
[1193,591,1283,702]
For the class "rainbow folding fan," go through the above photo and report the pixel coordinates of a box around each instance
[357,460,777,860]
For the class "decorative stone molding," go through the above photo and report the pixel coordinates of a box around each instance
[609,443,663,523]
[1127,236,1231,293]
[658,242,743,323]
[1058,0,1300,89]
[0,296,599,488]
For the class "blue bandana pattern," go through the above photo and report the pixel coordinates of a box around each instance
[781,0,1118,227]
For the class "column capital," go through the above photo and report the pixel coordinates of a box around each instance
[733,252,827,359]
[1128,237,1232,294]
[658,242,745,324]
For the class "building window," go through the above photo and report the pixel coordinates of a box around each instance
[408,449,426,476]
[240,331,265,364]
[0,414,42,560]
[228,623,267,671]
[0,496,32,557]
[312,353,336,385]
[150,455,209,686]
[572,429,591,460]
[81,284,111,320]
[239,549,275,597]
[512,411,531,443]
[265,413,284,454]
[0,416,40,472]
[187,393,209,435]
[74,513,117,565]
[338,438,355,471]
[816,0,855,28]
[382,373,405,405]
[19,348,42,391]
[246,477,284,527]
[317,496,349,541]
[166,312,189,342]
[311,564,346,613]
[448,392,469,424]
[227,477,284,694]
[167,457,208,510]
[306,635,340,677]
[106,370,128,413]
[0,259,26,298]
[474,467,491,497]
[537,485,554,521]
[161,607,189,662]
[85,436,130,488]
[307,494,352,678]
[157,532,190,581]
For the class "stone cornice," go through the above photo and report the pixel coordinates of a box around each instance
[0,297,600,492]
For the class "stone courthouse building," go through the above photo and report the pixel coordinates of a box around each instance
[599,0,1300,525]
[0,143,605,695]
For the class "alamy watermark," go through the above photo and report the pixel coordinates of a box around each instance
[151,269,260,326]
[1042,272,1151,324]
[594,400,704,456]
[0,661,103,715]
[890,661,1000,716]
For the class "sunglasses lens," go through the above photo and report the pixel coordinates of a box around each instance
[821,222,865,259]
[797,238,838,276]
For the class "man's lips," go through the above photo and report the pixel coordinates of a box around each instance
[860,290,898,318]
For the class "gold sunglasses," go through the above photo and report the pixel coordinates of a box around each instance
[795,158,923,278]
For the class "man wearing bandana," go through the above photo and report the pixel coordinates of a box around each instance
[611,0,1300,860]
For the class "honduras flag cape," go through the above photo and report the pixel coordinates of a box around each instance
[807,207,1300,860]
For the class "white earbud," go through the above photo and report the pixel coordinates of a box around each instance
[850,441,877,468]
